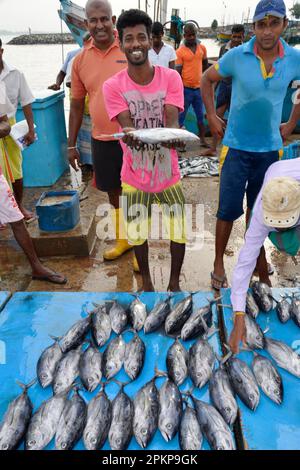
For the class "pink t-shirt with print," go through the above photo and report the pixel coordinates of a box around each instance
[103,66,184,193]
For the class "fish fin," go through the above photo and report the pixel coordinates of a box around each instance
[16,378,37,391]
[49,335,62,343]
[154,366,167,379]
[205,325,219,340]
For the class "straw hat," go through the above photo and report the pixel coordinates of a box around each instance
[262,176,300,228]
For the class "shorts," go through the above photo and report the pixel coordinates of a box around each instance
[121,182,186,246]
[0,117,23,186]
[0,174,23,225]
[216,81,232,110]
[179,87,204,127]
[77,114,92,166]
[91,138,123,192]
[217,146,282,222]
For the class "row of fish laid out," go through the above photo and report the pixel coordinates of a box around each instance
[246,283,300,326]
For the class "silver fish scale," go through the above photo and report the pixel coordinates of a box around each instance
[0,389,32,450]
[246,292,260,320]
[79,344,102,392]
[37,339,63,388]
[103,335,126,380]
[188,339,215,388]
[124,334,146,381]
[133,379,159,449]
[109,301,128,335]
[165,295,193,335]
[53,348,81,395]
[227,358,260,411]
[291,298,300,327]
[252,354,283,405]
[60,316,91,353]
[144,299,171,334]
[131,128,200,144]
[55,391,87,450]
[166,338,188,386]
[209,368,238,426]
[194,399,235,450]
[244,315,265,350]
[181,305,213,341]
[129,298,147,331]
[83,390,112,450]
[26,394,67,450]
[92,305,112,348]
[158,379,182,442]
[252,282,273,313]
[179,405,203,451]
[109,390,133,451]
[265,338,300,378]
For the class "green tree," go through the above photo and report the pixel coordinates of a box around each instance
[211,19,218,30]
[290,3,300,19]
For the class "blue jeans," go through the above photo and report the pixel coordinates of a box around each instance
[179,87,204,127]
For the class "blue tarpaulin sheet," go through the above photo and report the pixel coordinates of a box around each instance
[0,291,226,451]
[221,287,300,450]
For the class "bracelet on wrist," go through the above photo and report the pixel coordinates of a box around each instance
[235,311,246,317]
[67,146,77,150]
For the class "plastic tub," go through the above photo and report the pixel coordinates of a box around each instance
[36,190,80,232]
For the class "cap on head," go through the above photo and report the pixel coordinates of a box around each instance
[253,0,286,23]
[262,176,300,228]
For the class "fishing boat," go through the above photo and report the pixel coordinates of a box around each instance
[58,0,87,47]
[217,31,231,43]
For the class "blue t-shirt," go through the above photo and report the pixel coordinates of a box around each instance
[61,48,82,73]
[217,37,300,152]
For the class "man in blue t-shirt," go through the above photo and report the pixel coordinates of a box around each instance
[202,0,300,290]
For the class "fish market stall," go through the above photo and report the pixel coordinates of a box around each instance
[0,291,235,451]
[221,287,300,450]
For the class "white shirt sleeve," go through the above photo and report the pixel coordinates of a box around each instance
[18,72,35,108]
[169,45,177,62]
[0,81,14,117]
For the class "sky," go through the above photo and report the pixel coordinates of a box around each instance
[0,0,296,32]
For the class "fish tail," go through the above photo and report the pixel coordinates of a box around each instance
[154,366,167,379]
[49,334,62,343]
[16,377,37,391]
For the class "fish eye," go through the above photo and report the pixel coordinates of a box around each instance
[249,394,254,400]
[166,423,173,430]
[217,446,224,450]
[2,444,9,450]
[116,438,122,445]
[61,442,67,449]
[142,428,147,436]
[275,389,280,395]
[197,372,202,377]
[41,373,48,379]
[88,377,93,383]
[29,440,36,447]
[91,437,97,444]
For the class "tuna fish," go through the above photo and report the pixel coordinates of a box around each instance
[126,127,200,144]
[108,385,134,450]
[246,292,260,320]
[53,345,82,395]
[108,301,128,335]
[252,353,283,405]
[166,338,188,386]
[83,385,112,450]
[227,357,260,411]
[91,303,112,348]
[275,296,291,324]
[251,282,273,313]
[25,392,68,450]
[103,335,126,380]
[0,380,35,450]
[265,337,300,378]
[144,296,172,334]
[60,314,91,353]
[124,330,146,381]
[129,296,147,332]
[55,388,87,450]
[244,314,265,350]
[180,302,214,341]
[79,340,102,392]
[188,339,215,388]
[133,378,159,449]
[290,295,300,328]
[209,367,238,426]
[165,294,193,336]
[37,336,63,388]
[192,397,236,450]
[158,378,182,442]
[179,401,203,451]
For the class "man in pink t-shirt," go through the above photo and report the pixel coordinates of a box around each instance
[103,9,186,292]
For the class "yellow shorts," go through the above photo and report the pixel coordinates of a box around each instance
[121,182,186,246]
[0,117,22,187]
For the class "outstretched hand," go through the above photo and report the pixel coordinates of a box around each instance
[228,315,246,354]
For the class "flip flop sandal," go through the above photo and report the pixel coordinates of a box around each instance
[32,274,67,285]
[211,271,228,291]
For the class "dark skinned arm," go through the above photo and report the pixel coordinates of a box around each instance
[202,58,209,72]
[169,60,175,70]
[0,115,11,138]
[48,70,66,91]
[201,66,227,140]
[22,104,35,146]
[68,97,85,170]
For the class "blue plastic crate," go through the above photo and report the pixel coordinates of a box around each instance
[36,190,80,232]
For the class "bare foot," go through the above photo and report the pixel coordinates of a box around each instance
[32,266,67,285]
[199,148,217,157]
[200,140,210,148]
[19,205,34,221]
[167,283,181,292]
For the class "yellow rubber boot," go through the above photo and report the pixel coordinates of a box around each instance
[133,254,140,273]
[103,208,132,261]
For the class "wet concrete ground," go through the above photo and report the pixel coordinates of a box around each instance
[1,139,299,294]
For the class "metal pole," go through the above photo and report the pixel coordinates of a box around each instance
[154,0,157,21]
[138,0,140,10]
[156,0,160,23]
